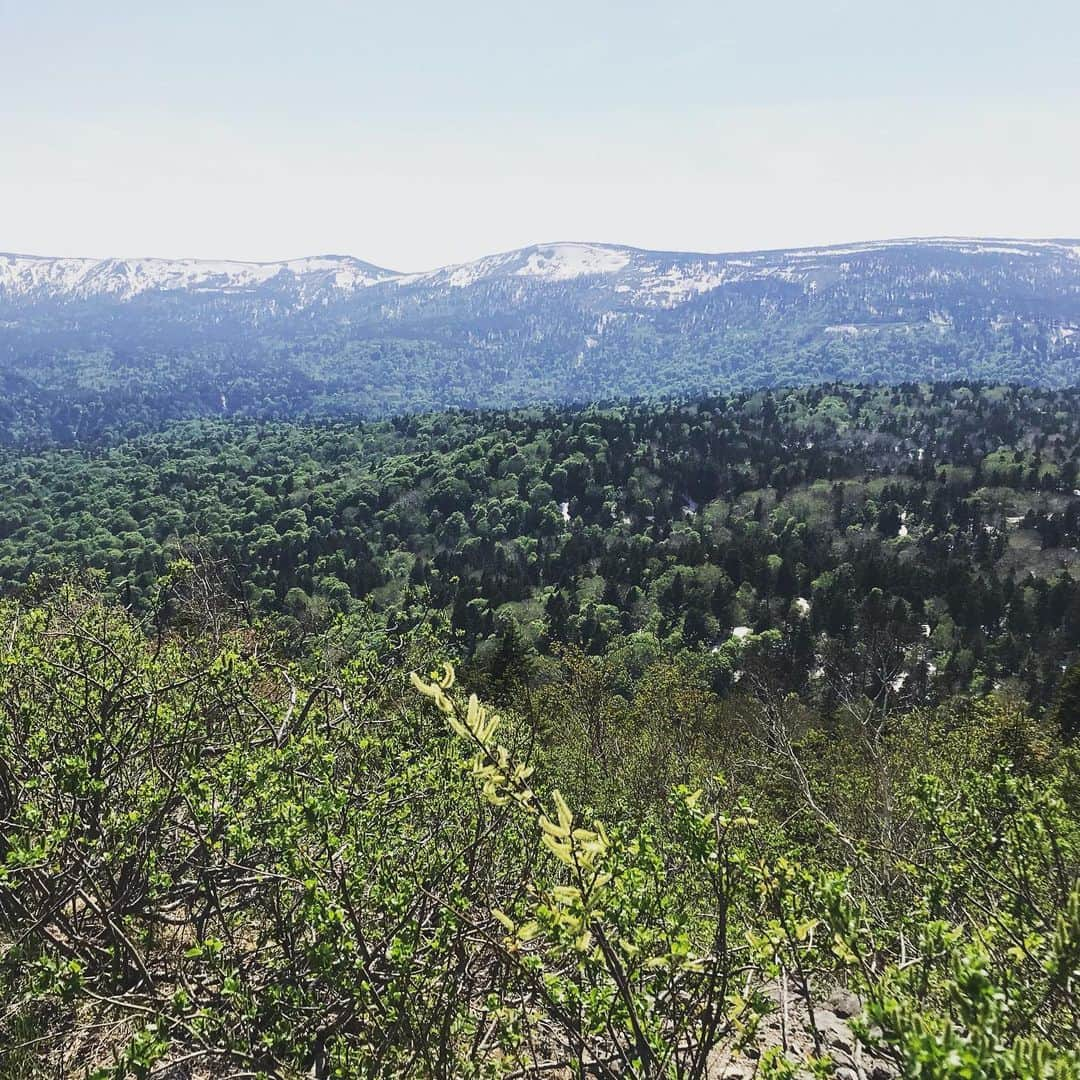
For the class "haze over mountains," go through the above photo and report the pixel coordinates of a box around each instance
[2,236,1079,444]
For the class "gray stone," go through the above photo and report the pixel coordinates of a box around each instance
[826,988,863,1019]
[810,1008,853,1054]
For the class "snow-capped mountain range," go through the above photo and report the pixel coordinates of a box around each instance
[0,253,398,302]
[3,236,1080,443]
[3,236,1079,309]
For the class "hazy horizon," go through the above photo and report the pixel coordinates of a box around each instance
[4,0,1079,268]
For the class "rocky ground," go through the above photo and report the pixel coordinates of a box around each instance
[709,983,898,1079]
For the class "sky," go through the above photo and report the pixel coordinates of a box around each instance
[2,0,1079,269]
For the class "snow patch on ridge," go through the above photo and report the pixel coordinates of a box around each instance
[514,244,631,281]
[408,244,631,290]
[0,253,398,302]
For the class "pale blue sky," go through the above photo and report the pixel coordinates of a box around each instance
[3,0,1078,268]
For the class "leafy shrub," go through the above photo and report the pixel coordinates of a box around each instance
[0,589,1076,1077]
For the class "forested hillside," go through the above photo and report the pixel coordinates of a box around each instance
[2,383,1079,714]
[3,239,1080,445]
[1,382,1079,1078]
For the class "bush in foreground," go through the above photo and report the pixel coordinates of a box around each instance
[0,589,1076,1077]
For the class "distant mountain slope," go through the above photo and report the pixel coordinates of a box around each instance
[4,236,1080,307]
[0,253,399,301]
[1,237,1079,445]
